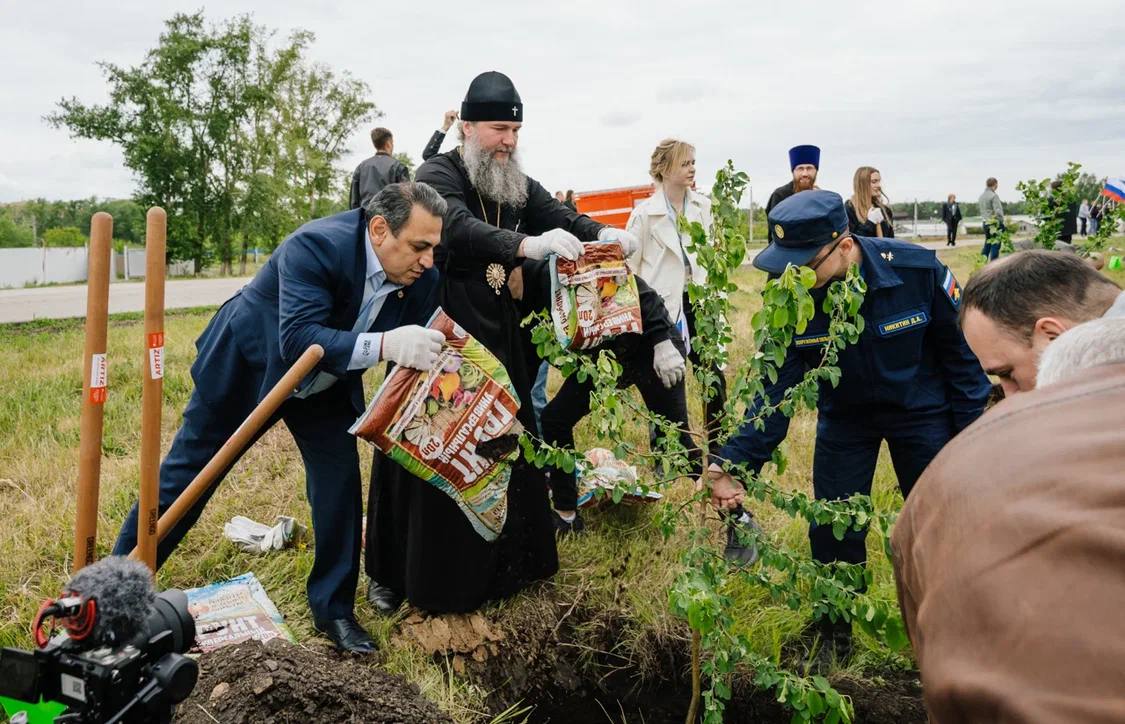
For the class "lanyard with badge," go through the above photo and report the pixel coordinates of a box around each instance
[664,190,693,351]
[664,192,694,278]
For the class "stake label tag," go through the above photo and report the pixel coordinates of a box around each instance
[89,353,107,404]
[149,347,164,379]
[148,331,165,379]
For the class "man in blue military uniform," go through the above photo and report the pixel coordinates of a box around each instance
[113,182,449,654]
[705,190,990,664]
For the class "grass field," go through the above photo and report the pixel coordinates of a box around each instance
[1,244,1122,721]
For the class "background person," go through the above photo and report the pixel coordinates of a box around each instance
[1079,198,1091,236]
[765,144,820,241]
[626,138,726,439]
[941,193,962,246]
[564,189,577,211]
[421,109,459,161]
[350,127,411,210]
[978,177,1005,261]
[845,166,894,237]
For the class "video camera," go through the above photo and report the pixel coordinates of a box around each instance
[0,558,198,724]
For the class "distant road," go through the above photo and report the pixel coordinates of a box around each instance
[0,240,959,324]
[0,277,248,324]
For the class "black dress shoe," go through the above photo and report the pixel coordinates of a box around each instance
[313,616,377,654]
[366,579,404,615]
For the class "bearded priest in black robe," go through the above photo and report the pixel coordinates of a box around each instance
[364,71,640,613]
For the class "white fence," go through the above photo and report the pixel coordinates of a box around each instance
[0,247,117,289]
[119,246,193,280]
[0,246,201,289]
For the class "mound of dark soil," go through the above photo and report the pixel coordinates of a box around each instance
[176,638,452,724]
[432,585,925,724]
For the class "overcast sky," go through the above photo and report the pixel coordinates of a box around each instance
[2,0,1123,207]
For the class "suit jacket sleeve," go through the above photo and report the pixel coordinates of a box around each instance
[522,179,605,241]
[349,169,362,210]
[714,342,807,472]
[276,232,360,376]
[625,205,648,272]
[927,262,990,432]
[416,157,527,265]
[421,130,445,161]
[636,275,672,346]
[394,160,411,184]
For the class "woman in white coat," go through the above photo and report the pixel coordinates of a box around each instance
[626,140,758,564]
[626,138,726,438]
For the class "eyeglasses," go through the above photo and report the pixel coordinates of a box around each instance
[806,234,848,271]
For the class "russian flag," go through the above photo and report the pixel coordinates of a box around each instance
[1104,177,1125,203]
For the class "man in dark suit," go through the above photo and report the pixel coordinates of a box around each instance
[113,182,448,654]
[349,127,412,210]
[941,194,963,246]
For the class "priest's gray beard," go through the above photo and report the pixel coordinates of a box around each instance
[462,136,529,209]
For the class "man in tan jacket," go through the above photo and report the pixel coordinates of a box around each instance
[891,362,1125,722]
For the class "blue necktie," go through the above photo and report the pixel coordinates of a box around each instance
[296,277,377,398]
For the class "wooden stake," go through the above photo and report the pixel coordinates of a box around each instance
[127,344,324,558]
[137,208,166,572]
[73,212,113,573]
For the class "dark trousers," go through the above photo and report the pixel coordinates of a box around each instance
[809,412,954,569]
[540,342,699,511]
[682,293,727,437]
[945,221,958,246]
[113,381,364,621]
[981,220,1005,261]
[1080,218,1088,236]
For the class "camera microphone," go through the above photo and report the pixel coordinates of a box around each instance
[36,557,155,648]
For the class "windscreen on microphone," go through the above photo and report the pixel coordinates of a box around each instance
[64,556,155,646]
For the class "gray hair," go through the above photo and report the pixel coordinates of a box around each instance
[363,181,447,234]
[1036,318,1125,388]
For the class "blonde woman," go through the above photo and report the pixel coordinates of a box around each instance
[845,166,894,237]
[626,138,726,437]
[627,139,759,564]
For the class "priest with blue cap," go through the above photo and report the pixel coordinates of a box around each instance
[765,144,821,241]
[703,189,991,669]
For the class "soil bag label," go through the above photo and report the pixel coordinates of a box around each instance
[350,308,521,541]
[550,241,643,350]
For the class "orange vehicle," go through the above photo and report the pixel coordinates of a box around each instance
[574,184,655,230]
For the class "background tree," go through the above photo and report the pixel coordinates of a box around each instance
[42,227,86,247]
[47,11,376,273]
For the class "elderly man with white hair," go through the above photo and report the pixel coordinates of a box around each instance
[892,337,1125,722]
[1036,317,1125,388]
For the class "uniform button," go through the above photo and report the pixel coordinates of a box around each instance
[397,290,404,298]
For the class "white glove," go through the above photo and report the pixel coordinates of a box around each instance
[652,339,686,388]
[224,515,305,553]
[521,228,583,261]
[597,227,640,256]
[381,325,445,370]
[866,207,885,225]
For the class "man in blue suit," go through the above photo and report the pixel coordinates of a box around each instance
[113,182,449,653]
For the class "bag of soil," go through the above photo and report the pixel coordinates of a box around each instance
[550,241,643,350]
[349,309,521,541]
